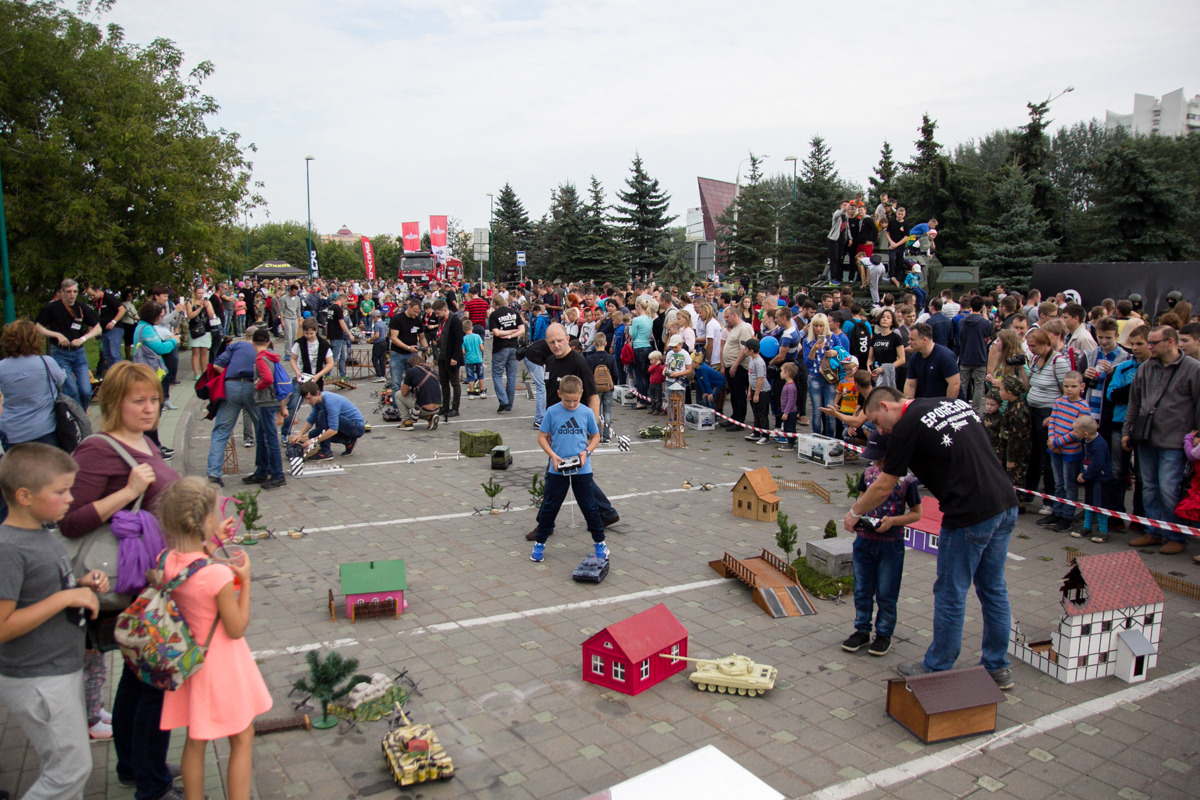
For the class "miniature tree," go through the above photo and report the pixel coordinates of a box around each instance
[528,473,545,509]
[824,520,838,539]
[775,512,798,559]
[232,489,263,544]
[481,477,504,513]
[293,648,360,729]
[845,472,862,500]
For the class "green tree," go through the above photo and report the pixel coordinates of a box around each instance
[546,182,586,280]
[1013,99,1064,242]
[780,136,843,284]
[894,115,978,266]
[1087,143,1191,262]
[657,226,700,290]
[576,176,625,285]
[715,153,776,284]
[971,166,1057,292]
[869,140,897,200]
[245,221,311,277]
[613,154,675,281]
[489,183,531,284]
[0,1,257,314]
[371,234,402,282]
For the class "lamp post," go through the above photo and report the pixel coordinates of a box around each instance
[486,192,494,285]
[784,156,798,201]
[0,159,13,323]
[304,156,315,278]
[1045,85,1075,105]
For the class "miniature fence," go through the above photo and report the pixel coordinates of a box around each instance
[774,478,832,504]
[758,548,800,585]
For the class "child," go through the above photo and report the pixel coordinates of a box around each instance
[647,351,665,414]
[157,476,272,800]
[580,307,598,353]
[776,361,799,449]
[821,369,874,439]
[1039,371,1089,533]
[841,432,922,658]
[905,264,926,312]
[0,444,106,800]
[1073,415,1114,542]
[742,338,772,445]
[462,325,485,399]
[368,310,389,382]
[585,332,618,442]
[234,296,247,336]
[833,356,862,441]
[982,390,1005,463]
[1177,431,1200,543]
[998,376,1032,508]
[611,312,628,386]
[530,376,607,564]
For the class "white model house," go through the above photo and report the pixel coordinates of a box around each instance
[1009,551,1164,684]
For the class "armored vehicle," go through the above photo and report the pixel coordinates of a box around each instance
[381,706,455,786]
[661,653,777,696]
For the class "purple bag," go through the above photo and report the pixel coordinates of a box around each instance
[111,509,168,596]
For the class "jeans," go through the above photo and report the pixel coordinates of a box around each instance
[252,404,284,479]
[924,506,1017,672]
[536,471,605,544]
[162,348,179,401]
[1049,453,1081,520]
[100,327,125,374]
[112,662,172,800]
[309,404,366,456]
[50,345,92,410]
[852,536,906,638]
[390,351,412,411]
[961,364,987,410]
[598,390,613,439]
[807,375,837,437]
[206,380,258,478]
[633,346,652,400]
[491,347,518,407]
[525,359,546,423]
[331,338,348,378]
[0,670,91,800]
[1137,445,1187,542]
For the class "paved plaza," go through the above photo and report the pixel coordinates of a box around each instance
[3,358,1200,800]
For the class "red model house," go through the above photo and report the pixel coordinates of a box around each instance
[581,604,688,696]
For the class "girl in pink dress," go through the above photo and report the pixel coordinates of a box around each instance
[157,477,272,800]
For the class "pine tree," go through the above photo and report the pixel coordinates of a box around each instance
[293,649,360,728]
[546,182,586,280]
[491,183,531,283]
[971,166,1057,292]
[780,136,842,284]
[575,176,626,285]
[894,115,979,266]
[1088,144,1190,262]
[869,140,896,200]
[613,154,676,281]
[715,153,776,284]
[1014,99,1064,241]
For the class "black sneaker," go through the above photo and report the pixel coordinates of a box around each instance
[868,635,892,656]
[343,440,356,456]
[1051,518,1074,532]
[159,446,175,460]
[242,474,267,484]
[601,513,620,527]
[207,476,224,488]
[1035,515,1060,527]
[497,403,507,413]
[262,476,286,490]
[243,437,253,448]
[988,667,1014,690]
[841,630,871,652]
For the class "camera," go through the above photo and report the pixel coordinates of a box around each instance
[1005,354,1027,366]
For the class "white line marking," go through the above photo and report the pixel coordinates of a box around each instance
[343,439,655,470]
[299,482,735,533]
[804,664,1200,800]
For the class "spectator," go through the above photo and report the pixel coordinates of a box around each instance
[289,380,367,457]
[35,278,101,410]
[86,284,128,377]
[998,376,1032,511]
[903,323,961,400]
[719,306,755,429]
[0,320,67,448]
[1073,415,1115,542]
[433,299,464,420]
[802,313,843,437]
[1037,371,1088,533]
[185,285,216,381]
[242,328,286,489]
[629,298,655,408]
[927,297,955,350]
[204,328,263,487]
[956,296,992,410]
[1024,328,1070,513]
[1063,303,1098,356]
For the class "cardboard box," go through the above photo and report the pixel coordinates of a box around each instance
[614,386,639,407]
[683,404,716,430]
[795,433,845,467]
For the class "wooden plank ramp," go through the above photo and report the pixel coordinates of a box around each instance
[708,550,817,618]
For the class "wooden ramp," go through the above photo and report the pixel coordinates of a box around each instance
[709,549,817,618]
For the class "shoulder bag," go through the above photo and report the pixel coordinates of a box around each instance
[40,357,91,452]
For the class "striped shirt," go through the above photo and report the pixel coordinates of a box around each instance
[1047,397,1089,460]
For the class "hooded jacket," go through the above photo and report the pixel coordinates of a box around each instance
[955,313,991,367]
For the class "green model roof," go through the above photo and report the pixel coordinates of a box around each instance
[340,559,407,594]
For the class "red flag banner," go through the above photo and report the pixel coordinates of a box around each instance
[429,215,448,255]
[361,236,376,280]
[401,221,421,252]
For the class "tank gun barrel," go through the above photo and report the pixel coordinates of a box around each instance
[657,653,704,663]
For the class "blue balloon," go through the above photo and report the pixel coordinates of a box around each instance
[302,310,311,318]
[759,335,779,359]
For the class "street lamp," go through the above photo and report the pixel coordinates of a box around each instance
[486,192,494,284]
[1045,86,1075,105]
[304,156,315,278]
[735,154,768,194]
[784,156,798,201]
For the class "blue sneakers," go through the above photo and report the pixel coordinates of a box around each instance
[530,542,545,562]
[594,541,610,561]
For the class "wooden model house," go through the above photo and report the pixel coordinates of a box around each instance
[731,468,780,523]
[886,666,1005,743]
[581,604,688,696]
[902,495,943,555]
[338,559,408,622]
[1009,551,1164,683]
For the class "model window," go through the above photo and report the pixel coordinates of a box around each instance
[1098,652,1110,663]
[1081,623,1092,636]
[1076,655,1088,667]
[1101,621,1112,633]
[592,655,604,675]
[1144,613,1156,625]
[613,662,625,682]
[671,644,680,659]
[641,659,650,680]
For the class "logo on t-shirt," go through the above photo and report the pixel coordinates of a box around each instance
[558,416,585,436]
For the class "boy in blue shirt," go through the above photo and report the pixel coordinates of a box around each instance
[462,327,485,399]
[531,375,607,563]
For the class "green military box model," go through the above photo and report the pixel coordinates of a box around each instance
[490,445,512,470]
[459,430,502,457]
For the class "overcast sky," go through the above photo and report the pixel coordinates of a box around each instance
[98,0,1200,242]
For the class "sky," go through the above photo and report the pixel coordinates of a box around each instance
[95,0,1200,242]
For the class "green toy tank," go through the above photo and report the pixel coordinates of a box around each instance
[661,653,777,696]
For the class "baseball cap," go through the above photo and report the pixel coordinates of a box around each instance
[668,334,683,347]
[861,431,889,461]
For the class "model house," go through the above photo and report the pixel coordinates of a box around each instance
[731,468,780,523]
[1009,551,1164,684]
[338,559,407,622]
[581,603,688,696]
[902,495,942,555]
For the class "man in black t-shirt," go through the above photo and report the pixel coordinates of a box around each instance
[326,293,352,381]
[846,387,1018,690]
[885,207,909,284]
[388,299,426,411]
[86,284,126,376]
[35,279,101,409]
[397,353,442,430]
[488,294,525,413]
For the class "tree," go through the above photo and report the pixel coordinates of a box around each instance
[546,182,586,280]
[1013,99,1064,241]
[779,136,843,285]
[576,177,625,285]
[971,166,1057,292]
[894,115,979,266]
[490,183,531,281]
[613,154,675,281]
[715,153,777,284]
[292,649,360,729]
[0,1,257,313]
[656,226,700,290]
[869,140,897,200]
[1087,143,1191,263]
[775,512,798,560]
[245,221,311,277]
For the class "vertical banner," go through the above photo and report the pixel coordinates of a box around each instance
[309,244,320,279]
[401,221,421,252]
[429,214,448,263]
[360,236,376,280]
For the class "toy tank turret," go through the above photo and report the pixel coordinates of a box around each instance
[659,653,777,696]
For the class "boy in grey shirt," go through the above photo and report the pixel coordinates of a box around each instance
[743,338,773,445]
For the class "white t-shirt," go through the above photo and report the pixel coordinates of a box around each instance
[705,318,723,366]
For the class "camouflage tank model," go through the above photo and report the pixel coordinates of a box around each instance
[661,653,777,696]
[381,706,455,786]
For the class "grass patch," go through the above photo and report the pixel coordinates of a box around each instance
[789,555,853,601]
